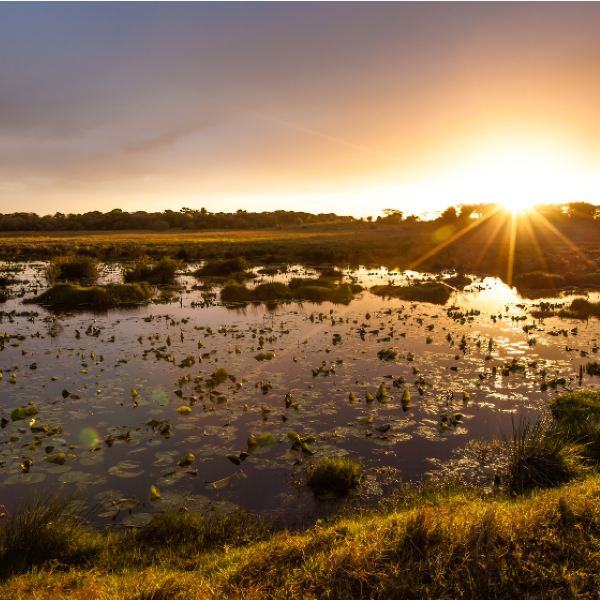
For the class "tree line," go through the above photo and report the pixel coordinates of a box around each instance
[0,202,597,232]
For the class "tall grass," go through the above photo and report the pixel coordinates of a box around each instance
[45,255,100,284]
[0,489,95,577]
[504,417,586,493]
[122,257,182,284]
[24,283,153,308]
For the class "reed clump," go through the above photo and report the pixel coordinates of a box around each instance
[307,457,362,497]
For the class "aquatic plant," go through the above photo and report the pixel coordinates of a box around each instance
[558,298,600,319]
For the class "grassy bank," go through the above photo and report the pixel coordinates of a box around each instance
[3,477,600,599]
[4,390,600,597]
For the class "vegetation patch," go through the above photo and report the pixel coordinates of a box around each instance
[307,457,362,497]
[195,258,249,277]
[123,257,182,284]
[0,289,7,303]
[371,282,452,305]
[24,283,152,308]
[444,273,471,288]
[557,298,600,319]
[45,255,100,283]
[514,271,566,290]
[220,281,361,304]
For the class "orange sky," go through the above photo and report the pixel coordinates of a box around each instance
[1,3,600,217]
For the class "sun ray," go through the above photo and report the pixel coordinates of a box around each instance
[408,204,503,271]
[506,211,517,287]
[520,213,550,278]
[473,209,510,270]
[529,207,597,269]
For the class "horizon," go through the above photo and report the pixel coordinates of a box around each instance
[2,3,600,217]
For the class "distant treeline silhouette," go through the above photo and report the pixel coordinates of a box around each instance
[0,202,597,232]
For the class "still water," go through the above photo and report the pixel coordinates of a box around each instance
[0,264,598,524]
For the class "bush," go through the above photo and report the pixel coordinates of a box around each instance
[307,457,362,497]
[24,283,153,308]
[123,257,182,284]
[45,255,100,283]
[196,258,248,277]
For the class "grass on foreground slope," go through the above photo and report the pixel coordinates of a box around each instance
[4,478,600,599]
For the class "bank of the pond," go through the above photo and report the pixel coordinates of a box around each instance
[3,475,600,599]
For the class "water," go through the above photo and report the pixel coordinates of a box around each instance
[0,263,598,524]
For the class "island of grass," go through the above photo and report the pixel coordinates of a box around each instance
[123,257,182,284]
[371,281,452,304]
[557,298,600,319]
[46,255,100,283]
[221,278,362,303]
[24,282,153,308]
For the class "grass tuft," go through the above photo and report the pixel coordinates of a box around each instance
[123,257,182,284]
[24,282,153,308]
[307,457,362,497]
[45,255,100,284]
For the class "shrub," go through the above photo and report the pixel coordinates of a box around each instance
[123,257,182,284]
[307,457,362,497]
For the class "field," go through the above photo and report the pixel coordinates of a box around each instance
[2,218,600,288]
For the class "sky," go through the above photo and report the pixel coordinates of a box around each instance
[2,2,600,218]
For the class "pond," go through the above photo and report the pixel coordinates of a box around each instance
[1,263,599,525]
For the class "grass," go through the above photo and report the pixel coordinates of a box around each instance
[220,281,362,304]
[504,417,585,493]
[0,290,6,303]
[307,457,362,497]
[7,478,600,598]
[558,298,600,319]
[195,257,249,277]
[23,283,153,308]
[371,282,453,305]
[122,257,182,284]
[45,255,100,284]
